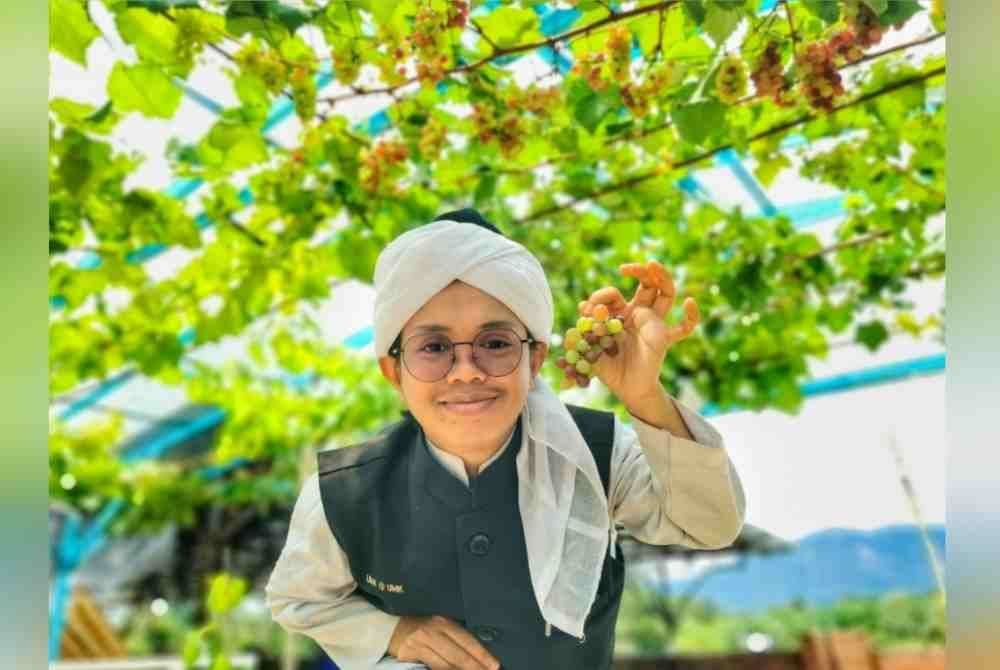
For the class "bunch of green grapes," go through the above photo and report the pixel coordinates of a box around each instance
[554,302,625,389]
[715,55,749,105]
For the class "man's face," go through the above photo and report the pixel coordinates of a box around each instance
[378,281,548,453]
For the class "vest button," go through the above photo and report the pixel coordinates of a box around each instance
[474,625,499,642]
[468,533,491,556]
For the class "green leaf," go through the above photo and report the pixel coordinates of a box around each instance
[199,121,269,172]
[801,0,841,24]
[854,319,890,351]
[207,573,248,615]
[114,8,181,70]
[50,0,100,66]
[233,73,270,122]
[477,7,543,48]
[672,100,726,146]
[702,3,743,45]
[861,0,889,15]
[107,63,182,119]
[878,0,922,26]
[682,0,707,25]
[754,154,791,187]
[182,631,202,668]
[567,79,616,134]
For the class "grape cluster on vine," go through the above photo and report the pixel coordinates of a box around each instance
[796,42,844,113]
[715,55,749,105]
[843,0,885,48]
[359,140,409,193]
[471,104,527,158]
[235,43,288,95]
[555,303,624,390]
[392,1,469,86]
[750,42,793,107]
[621,60,679,118]
[606,25,633,85]
[418,118,448,161]
[506,85,561,116]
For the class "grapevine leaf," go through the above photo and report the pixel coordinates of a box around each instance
[114,8,181,70]
[682,0,707,25]
[672,100,726,146]
[476,7,543,49]
[878,0,923,26]
[855,319,890,351]
[861,0,889,15]
[107,63,182,119]
[49,0,100,66]
[801,0,841,24]
[702,3,743,46]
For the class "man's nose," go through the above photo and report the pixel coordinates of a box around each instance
[447,343,487,382]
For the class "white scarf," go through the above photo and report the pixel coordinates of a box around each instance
[372,220,610,639]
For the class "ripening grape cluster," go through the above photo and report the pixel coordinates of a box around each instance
[393,1,469,86]
[843,0,885,48]
[235,43,288,95]
[796,42,844,113]
[827,29,865,64]
[621,60,679,118]
[506,85,561,116]
[571,52,609,91]
[607,25,633,84]
[418,118,448,161]
[471,104,527,158]
[332,44,362,85]
[750,42,793,107]
[554,303,625,390]
[289,66,317,119]
[359,140,408,193]
[715,55,749,105]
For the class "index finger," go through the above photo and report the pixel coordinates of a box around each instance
[440,621,501,669]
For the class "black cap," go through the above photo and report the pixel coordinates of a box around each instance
[432,207,504,237]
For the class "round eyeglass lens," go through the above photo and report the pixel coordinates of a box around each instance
[401,328,526,381]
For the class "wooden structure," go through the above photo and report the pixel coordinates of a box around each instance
[58,586,127,661]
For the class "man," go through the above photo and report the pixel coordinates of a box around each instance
[266,209,745,669]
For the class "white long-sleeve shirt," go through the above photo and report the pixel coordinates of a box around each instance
[266,400,745,670]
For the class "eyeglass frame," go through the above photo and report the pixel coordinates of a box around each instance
[388,327,537,382]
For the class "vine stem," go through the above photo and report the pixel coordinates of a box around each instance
[319,1,680,107]
[518,65,945,224]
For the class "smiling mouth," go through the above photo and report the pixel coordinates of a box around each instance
[439,396,499,414]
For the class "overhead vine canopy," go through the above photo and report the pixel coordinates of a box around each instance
[49,0,945,528]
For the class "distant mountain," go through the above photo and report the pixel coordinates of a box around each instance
[659,524,946,613]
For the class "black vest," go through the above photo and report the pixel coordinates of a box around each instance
[316,405,626,670]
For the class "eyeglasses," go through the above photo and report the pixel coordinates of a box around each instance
[390,327,535,383]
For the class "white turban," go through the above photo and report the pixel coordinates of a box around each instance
[373,220,611,640]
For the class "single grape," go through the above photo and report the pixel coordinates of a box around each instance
[565,327,580,342]
[592,322,608,337]
[575,359,591,375]
[556,357,568,368]
[575,339,591,353]
[600,335,614,350]
[577,317,594,333]
[605,342,620,357]
[576,375,590,388]
[565,350,580,365]
[593,304,610,321]
[585,349,601,363]
[607,318,623,334]
[585,332,599,346]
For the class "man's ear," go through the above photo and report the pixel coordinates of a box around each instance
[378,356,403,391]
[528,342,549,378]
